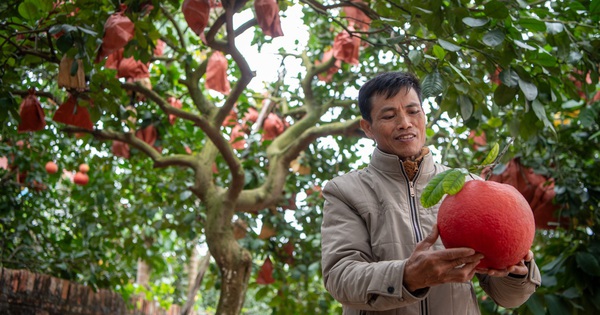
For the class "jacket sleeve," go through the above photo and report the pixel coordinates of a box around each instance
[321,180,429,311]
[477,259,542,308]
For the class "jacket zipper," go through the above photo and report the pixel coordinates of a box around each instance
[400,164,429,315]
[401,167,423,243]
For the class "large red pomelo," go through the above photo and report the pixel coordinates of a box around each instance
[437,180,535,269]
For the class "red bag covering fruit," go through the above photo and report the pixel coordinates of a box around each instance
[256,256,275,285]
[135,125,159,150]
[182,0,210,38]
[229,124,246,150]
[18,90,46,133]
[205,51,231,95]
[332,26,360,65]
[262,113,284,141]
[254,0,284,38]
[118,57,150,79]
[167,96,183,125]
[104,49,123,70]
[241,107,259,132]
[53,94,94,130]
[222,109,238,127]
[315,48,341,82]
[153,39,165,57]
[111,141,130,159]
[95,5,135,62]
[343,1,371,31]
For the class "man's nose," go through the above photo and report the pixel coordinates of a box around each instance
[396,114,412,129]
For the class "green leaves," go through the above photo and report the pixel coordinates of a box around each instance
[420,169,467,208]
[421,70,445,98]
[481,142,499,166]
[18,0,53,21]
[483,29,505,47]
[462,17,489,27]
[575,251,600,276]
[438,39,461,52]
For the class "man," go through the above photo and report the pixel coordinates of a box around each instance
[321,71,541,314]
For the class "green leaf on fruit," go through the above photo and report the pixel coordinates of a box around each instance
[481,142,499,166]
[420,169,467,208]
[442,170,466,195]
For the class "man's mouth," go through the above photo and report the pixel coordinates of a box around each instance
[396,134,416,140]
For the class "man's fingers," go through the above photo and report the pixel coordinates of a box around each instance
[438,248,479,261]
[415,224,440,251]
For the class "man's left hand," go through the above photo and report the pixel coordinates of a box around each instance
[476,250,533,277]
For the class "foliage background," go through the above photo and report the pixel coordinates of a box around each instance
[1,0,600,314]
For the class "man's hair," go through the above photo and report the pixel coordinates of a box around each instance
[358,71,422,122]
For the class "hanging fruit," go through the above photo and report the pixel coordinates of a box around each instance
[222,109,238,127]
[17,90,46,133]
[256,256,275,285]
[79,163,90,173]
[117,56,150,79]
[45,161,58,174]
[182,0,210,39]
[153,39,165,57]
[254,0,284,38]
[58,55,86,90]
[241,107,259,132]
[104,49,123,70]
[167,96,183,125]
[205,51,231,95]
[229,124,246,150]
[332,26,361,65]
[95,5,135,63]
[53,94,94,130]
[135,125,161,151]
[315,48,341,82]
[73,171,89,186]
[262,113,284,141]
[111,141,130,159]
[343,1,371,31]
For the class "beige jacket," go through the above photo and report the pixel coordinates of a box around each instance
[321,148,541,315]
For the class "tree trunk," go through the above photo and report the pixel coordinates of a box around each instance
[204,198,252,315]
[212,244,252,315]
[136,258,151,287]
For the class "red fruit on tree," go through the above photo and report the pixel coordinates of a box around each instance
[437,180,535,269]
[45,161,58,174]
[79,163,90,173]
[73,172,89,186]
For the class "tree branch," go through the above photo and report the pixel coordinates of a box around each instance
[236,118,363,212]
[120,81,240,179]
[160,5,186,53]
[60,127,199,169]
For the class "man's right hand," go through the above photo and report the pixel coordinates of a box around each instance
[402,224,483,292]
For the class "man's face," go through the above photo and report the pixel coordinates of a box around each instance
[360,88,426,160]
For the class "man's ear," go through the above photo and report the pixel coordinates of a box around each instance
[360,119,373,139]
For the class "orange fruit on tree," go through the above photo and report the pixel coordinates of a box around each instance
[437,180,535,269]
[79,163,90,173]
[73,172,89,186]
[45,161,58,174]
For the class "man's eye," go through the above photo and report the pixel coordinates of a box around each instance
[382,115,394,119]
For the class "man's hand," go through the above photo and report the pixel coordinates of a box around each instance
[476,250,534,277]
[403,224,484,292]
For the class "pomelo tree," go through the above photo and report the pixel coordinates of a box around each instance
[1,0,599,314]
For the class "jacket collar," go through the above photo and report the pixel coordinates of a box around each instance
[370,147,435,177]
